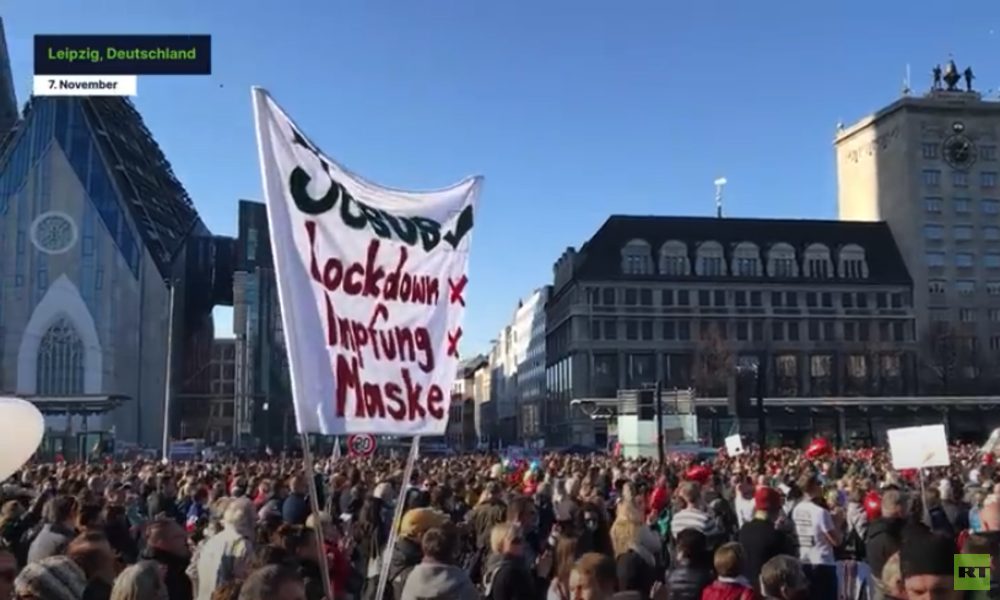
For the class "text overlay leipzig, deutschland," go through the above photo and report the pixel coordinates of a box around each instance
[35,34,211,76]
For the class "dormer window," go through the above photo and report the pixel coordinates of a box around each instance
[621,239,653,275]
[804,243,834,278]
[732,242,761,277]
[838,243,869,279]
[767,242,798,278]
[658,240,690,276]
[696,241,726,276]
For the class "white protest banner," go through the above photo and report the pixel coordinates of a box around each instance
[252,88,483,436]
[886,424,950,470]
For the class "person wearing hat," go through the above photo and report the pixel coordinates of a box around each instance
[899,532,963,600]
[737,487,797,593]
[14,555,88,600]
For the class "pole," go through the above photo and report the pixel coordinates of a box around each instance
[156,218,201,457]
[160,282,177,460]
[655,380,665,471]
[756,362,766,475]
[375,437,421,600]
[300,433,334,599]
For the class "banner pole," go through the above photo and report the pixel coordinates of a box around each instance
[374,437,421,600]
[300,433,334,600]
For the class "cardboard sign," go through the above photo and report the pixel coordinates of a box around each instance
[725,434,744,456]
[887,424,950,470]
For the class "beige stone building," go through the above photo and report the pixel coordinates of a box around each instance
[836,59,1000,357]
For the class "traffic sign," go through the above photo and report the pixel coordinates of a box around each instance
[347,434,377,457]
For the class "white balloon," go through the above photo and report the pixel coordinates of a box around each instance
[0,397,44,482]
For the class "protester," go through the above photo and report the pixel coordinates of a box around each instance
[399,524,477,600]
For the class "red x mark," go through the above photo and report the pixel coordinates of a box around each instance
[448,276,468,307]
[447,327,463,358]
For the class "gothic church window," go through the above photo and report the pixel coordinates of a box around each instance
[36,317,85,396]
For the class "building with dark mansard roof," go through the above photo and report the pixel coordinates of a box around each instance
[543,214,997,449]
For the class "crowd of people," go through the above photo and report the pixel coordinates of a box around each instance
[0,441,994,600]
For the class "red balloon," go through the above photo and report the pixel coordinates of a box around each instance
[685,464,713,483]
[805,438,832,459]
[984,453,995,466]
[863,491,882,521]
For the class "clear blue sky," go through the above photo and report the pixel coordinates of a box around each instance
[6,2,1000,355]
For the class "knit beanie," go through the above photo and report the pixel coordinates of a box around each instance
[899,533,954,579]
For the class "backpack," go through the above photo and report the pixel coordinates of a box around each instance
[361,562,415,600]
[840,525,865,561]
[464,544,489,586]
[481,561,504,599]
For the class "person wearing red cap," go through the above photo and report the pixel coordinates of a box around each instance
[737,487,797,594]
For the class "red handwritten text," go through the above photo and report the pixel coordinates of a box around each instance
[335,354,446,421]
[324,299,434,372]
[306,221,441,305]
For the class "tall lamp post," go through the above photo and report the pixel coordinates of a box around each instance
[159,218,203,460]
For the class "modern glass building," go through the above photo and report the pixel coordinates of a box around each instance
[233,199,291,450]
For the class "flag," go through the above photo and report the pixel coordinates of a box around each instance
[251,87,483,437]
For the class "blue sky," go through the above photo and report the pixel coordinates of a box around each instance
[6,1,1000,355]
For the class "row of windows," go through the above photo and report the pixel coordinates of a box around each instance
[931,280,1000,296]
[922,169,998,188]
[584,352,905,398]
[620,240,868,279]
[592,287,908,309]
[951,308,1000,324]
[589,318,909,343]
[922,142,997,161]
[925,197,1000,215]
[924,224,1000,241]
[925,251,1000,269]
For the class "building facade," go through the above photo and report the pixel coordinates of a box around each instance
[0,93,224,450]
[836,59,1000,394]
[544,214,935,448]
[232,200,291,450]
[513,288,550,443]
[178,338,236,443]
[450,355,485,450]
[487,288,551,446]
[472,360,493,446]
[489,324,518,444]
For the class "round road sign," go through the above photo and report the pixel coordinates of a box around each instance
[347,434,377,457]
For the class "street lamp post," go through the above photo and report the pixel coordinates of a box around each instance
[158,218,202,460]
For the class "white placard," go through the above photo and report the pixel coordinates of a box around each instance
[33,75,137,97]
[887,424,950,470]
[252,87,482,437]
[725,434,744,455]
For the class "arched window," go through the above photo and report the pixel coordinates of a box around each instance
[731,242,761,276]
[36,317,85,395]
[838,243,869,279]
[804,243,834,278]
[767,242,799,277]
[696,241,726,276]
[658,240,690,275]
[620,239,653,275]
